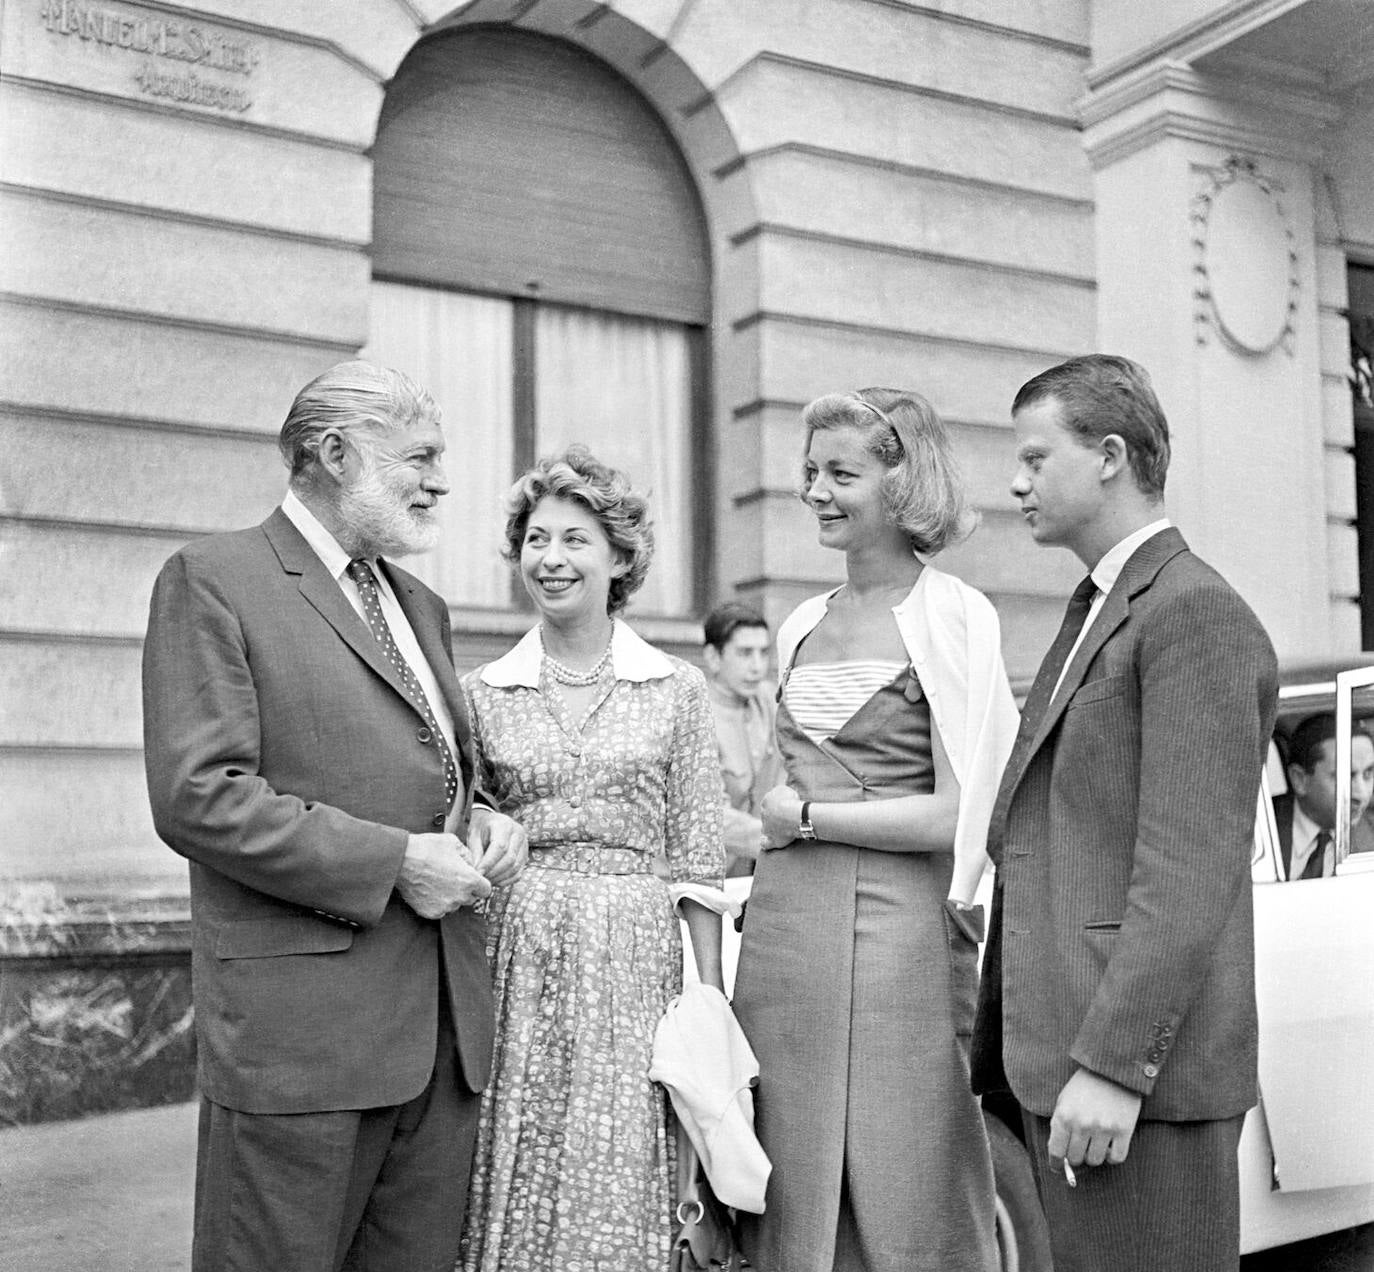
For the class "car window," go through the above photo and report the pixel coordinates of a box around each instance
[1255,672,1374,883]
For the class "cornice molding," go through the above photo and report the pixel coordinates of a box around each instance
[1085,0,1304,90]
[1079,62,1339,170]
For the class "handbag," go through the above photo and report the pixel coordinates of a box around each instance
[671,1128,746,1272]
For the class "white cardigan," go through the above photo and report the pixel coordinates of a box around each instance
[776,566,1020,904]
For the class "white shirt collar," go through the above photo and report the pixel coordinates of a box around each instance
[281,489,354,583]
[1090,518,1172,598]
[282,490,393,595]
[480,618,675,687]
[1290,800,1325,855]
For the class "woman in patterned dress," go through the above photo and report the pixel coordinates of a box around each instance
[458,447,727,1272]
[731,390,1020,1272]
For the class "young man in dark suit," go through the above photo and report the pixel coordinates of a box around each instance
[142,361,528,1272]
[972,354,1278,1271]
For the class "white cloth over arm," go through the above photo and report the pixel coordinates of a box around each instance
[649,982,771,1213]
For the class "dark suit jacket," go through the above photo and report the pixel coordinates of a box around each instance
[142,508,494,1114]
[1272,792,1369,875]
[972,528,1277,1122]
[1272,792,1305,879]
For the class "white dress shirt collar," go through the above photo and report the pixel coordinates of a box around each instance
[281,490,395,598]
[281,490,354,580]
[1289,800,1326,879]
[1089,518,1173,599]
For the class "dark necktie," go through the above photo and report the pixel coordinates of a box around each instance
[1019,574,1099,736]
[1301,830,1331,880]
[987,575,1099,859]
[347,559,459,810]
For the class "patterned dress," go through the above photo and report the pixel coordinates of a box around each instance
[458,621,724,1272]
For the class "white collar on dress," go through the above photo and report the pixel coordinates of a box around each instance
[479,617,675,687]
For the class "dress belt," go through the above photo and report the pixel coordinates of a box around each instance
[530,844,651,876]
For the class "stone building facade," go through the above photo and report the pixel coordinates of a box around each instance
[1,0,1371,1116]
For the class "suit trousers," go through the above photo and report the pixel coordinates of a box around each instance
[1021,1109,1244,1272]
[192,995,480,1272]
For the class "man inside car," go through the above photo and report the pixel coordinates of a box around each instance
[1274,712,1374,880]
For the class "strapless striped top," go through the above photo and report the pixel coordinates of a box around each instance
[784,660,907,743]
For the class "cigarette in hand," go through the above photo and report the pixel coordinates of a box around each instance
[1063,1159,1077,1188]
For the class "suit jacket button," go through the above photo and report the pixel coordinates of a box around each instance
[1143,1063,1160,1078]
[417,725,433,744]
[431,812,445,828]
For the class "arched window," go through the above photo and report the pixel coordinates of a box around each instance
[364,28,711,617]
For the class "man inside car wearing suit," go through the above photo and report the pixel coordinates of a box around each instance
[1273,712,1374,879]
[143,360,528,1272]
[972,354,1278,1272]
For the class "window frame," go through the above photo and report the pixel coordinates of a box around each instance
[373,274,713,617]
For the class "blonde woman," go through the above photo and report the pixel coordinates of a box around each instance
[732,389,1019,1272]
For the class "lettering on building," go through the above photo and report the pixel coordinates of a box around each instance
[39,0,258,114]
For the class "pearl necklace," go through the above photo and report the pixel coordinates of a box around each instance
[540,629,613,687]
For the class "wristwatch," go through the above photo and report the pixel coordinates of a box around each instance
[797,801,817,841]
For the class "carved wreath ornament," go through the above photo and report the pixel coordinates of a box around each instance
[1191,156,1299,356]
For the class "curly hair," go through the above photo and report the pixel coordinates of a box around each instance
[800,388,976,555]
[502,446,654,615]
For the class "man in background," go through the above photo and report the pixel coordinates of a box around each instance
[703,602,781,876]
[973,354,1277,1272]
[1274,712,1374,878]
[143,360,527,1271]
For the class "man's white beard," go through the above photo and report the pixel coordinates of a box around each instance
[337,460,441,559]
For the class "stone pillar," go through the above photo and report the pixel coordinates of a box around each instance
[1080,63,1348,659]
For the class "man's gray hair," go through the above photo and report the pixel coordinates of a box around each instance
[278,360,441,480]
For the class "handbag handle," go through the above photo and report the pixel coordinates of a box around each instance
[675,1124,706,1225]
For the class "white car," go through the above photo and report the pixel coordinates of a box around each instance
[1238,661,1374,1254]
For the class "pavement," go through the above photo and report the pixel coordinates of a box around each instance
[2,1101,1371,1271]
[0,1102,196,1272]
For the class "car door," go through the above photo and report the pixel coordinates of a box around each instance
[1240,667,1374,1251]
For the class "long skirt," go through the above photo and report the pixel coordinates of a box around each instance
[459,858,681,1272]
[732,840,997,1272]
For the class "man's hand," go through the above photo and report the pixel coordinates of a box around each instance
[1049,1067,1143,1174]
[466,806,528,886]
[759,785,804,850]
[396,833,492,919]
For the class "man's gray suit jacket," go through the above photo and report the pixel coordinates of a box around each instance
[972,528,1278,1122]
[143,508,493,1114]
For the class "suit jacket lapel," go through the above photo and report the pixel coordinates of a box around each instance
[1006,528,1191,804]
[261,509,418,708]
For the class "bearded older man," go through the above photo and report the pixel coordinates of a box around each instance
[142,360,527,1272]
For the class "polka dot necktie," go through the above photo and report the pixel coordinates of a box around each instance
[347,559,459,810]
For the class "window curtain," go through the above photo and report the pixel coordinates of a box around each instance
[533,305,693,615]
[361,281,514,608]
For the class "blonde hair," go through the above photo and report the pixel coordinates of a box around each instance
[801,388,975,554]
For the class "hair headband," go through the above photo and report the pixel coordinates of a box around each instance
[851,395,897,431]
